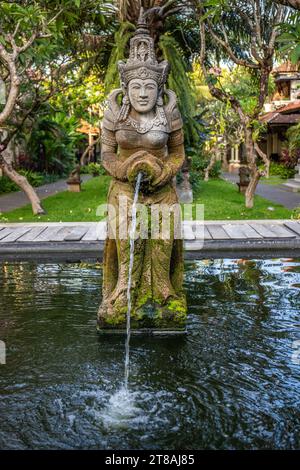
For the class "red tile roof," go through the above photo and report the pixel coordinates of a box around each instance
[278,100,300,113]
[262,114,300,125]
[261,100,300,123]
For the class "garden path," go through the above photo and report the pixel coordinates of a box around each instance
[0,175,92,213]
[222,172,300,210]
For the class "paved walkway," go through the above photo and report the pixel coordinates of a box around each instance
[0,220,300,261]
[0,175,92,213]
[222,172,300,210]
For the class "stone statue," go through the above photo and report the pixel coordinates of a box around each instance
[66,164,81,192]
[97,10,187,332]
[67,165,81,184]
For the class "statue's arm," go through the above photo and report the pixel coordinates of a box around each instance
[166,128,185,176]
[101,128,127,181]
[152,129,185,188]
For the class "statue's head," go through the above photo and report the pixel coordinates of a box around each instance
[117,8,169,121]
[128,78,158,114]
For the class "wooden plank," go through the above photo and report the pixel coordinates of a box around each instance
[17,226,47,242]
[95,222,107,241]
[251,223,295,239]
[249,223,279,239]
[283,221,300,237]
[223,224,262,239]
[63,226,88,241]
[82,225,98,241]
[191,222,209,240]
[183,223,195,240]
[49,226,72,242]
[0,226,31,242]
[0,227,15,241]
[240,224,263,239]
[204,226,212,240]
[266,224,296,238]
[207,224,230,240]
[33,226,63,242]
[223,224,248,239]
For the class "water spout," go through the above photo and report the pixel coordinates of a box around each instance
[124,171,143,390]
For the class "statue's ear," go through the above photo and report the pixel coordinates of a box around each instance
[118,61,127,94]
[157,87,164,106]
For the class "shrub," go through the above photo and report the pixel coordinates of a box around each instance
[186,147,221,192]
[292,206,300,220]
[0,170,51,194]
[80,163,106,176]
[269,162,295,179]
[280,148,299,170]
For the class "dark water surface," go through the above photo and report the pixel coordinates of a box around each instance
[0,259,299,450]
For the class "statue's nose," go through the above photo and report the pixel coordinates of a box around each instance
[139,87,148,98]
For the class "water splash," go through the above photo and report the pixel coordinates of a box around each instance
[124,172,143,390]
[100,387,141,430]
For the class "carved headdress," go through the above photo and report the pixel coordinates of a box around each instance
[118,9,169,89]
[103,8,181,130]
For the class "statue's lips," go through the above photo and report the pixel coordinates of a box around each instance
[137,101,149,105]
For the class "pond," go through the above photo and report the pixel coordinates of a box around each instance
[0,259,300,450]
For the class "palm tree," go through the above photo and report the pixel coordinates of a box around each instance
[117,0,185,43]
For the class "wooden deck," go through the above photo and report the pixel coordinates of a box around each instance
[0,220,300,261]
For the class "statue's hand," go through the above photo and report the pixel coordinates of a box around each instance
[115,150,156,181]
[127,153,163,186]
[151,165,173,189]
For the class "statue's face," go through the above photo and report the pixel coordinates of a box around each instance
[128,78,158,114]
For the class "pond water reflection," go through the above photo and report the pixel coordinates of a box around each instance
[0,259,299,449]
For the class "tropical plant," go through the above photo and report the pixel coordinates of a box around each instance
[159,34,201,145]
[277,10,300,63]
[25,112,83,174]
[0,0,112,214]
[286,122,300,154]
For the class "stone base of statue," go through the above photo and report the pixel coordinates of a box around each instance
[97,295,187,334]
[97,327,186,336]
[67,181,81,192]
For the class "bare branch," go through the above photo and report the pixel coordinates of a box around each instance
[207,20,260,69]
[12,20,21,39]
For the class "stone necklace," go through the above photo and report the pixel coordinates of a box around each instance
[125,112,162,134]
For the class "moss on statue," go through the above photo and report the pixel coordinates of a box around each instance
[98,293,186,331]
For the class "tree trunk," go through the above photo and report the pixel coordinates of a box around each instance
[1,160,45,215]
[245,168,261,208]
[244,128,264,208]
[254,142,270,178]
[80,135,101,166]
[204,150,217,181]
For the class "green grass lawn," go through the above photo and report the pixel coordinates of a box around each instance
[0,176,293,223]
[0,176,111,223]
[193,179,292,220]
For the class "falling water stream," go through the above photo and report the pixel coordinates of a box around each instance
[124,171,143,390]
